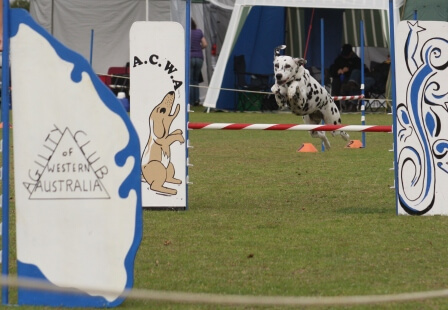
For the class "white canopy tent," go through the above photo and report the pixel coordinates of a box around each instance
[203,0,405,110]
[29,0,205,75]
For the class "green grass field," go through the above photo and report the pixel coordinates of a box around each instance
[5,107,448,309]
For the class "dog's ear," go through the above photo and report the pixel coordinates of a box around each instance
[294,58,307,66]
[149,109,166,139]
[274,45,286,58]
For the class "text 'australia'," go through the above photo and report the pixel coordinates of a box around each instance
[33,179,103,193]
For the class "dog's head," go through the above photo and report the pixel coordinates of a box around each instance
[273,45,307,86]
[150,91,176,138]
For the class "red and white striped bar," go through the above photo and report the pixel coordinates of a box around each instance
[332,94,364,101]
[188,123,391,132]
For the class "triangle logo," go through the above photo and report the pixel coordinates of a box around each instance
[26,128,110,200]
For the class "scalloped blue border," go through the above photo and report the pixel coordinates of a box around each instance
[11,9,142,307]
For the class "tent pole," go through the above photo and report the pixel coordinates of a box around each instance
[320,18,324,87]
[185,0,191,208]
[2,0,11,304]
[89,29,94,66]
[389,0,398,214]
[360,20,366,147]
[51,0,54,34]
[303,8,315,59]
[186,0,190,108]
[320,17,325,152]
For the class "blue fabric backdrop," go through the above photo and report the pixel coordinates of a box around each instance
[304,8,344,73]
[215,7,344,110]
[216,6,285,110]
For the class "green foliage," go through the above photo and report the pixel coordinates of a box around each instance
[11,0,30,11]
[8,109,448,309]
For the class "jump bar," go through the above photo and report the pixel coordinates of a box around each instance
[188,123,392,133]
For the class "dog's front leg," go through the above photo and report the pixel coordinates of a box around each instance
[170,104,180,120]
[166,131,185,146]
[272,85,288,109]
[299,83,307,102]
[287,81,299,100]
[171,129,183,135]
[274,94,286,109]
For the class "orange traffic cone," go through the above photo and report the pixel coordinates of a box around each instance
[297,143,318,153]
[345,140,363,148]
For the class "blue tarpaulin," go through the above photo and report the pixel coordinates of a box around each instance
[216,6,347,110]
[216,6,285,110]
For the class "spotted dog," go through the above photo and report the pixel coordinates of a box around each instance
[271,45,349,149]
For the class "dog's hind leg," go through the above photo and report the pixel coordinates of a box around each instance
[303,113,331,149]
[165,162,182,185]
[142,161,177,195]
[310,130,331,149]
[321,98,350,143]
[335,131,350,141]
[151,179,177,195]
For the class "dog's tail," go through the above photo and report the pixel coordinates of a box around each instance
[274,45,286,58]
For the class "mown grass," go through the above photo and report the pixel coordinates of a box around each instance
[6,108,448,309]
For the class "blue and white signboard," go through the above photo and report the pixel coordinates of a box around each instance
[10,9,142,306]
[130,22,187,209]
[395,21,448,215]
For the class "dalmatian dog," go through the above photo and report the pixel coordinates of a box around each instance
[271,45,349,149]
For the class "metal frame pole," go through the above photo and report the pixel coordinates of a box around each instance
[2,0,11,304]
